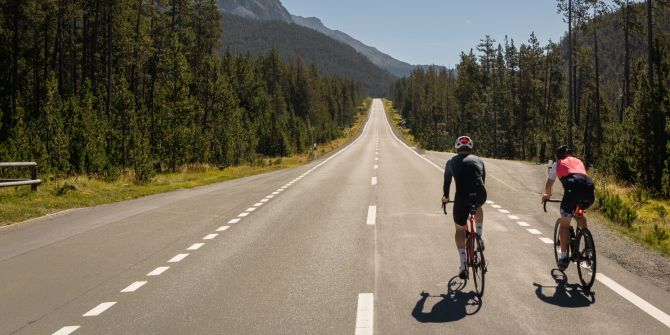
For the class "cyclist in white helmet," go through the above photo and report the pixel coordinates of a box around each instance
[442,136,487,279]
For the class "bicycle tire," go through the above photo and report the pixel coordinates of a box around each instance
[576,228,597,290]
[472,235,486,298]
[552,219,565,266]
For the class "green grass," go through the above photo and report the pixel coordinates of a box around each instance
[593,173,670,257]
[382,99,417,146]
[0,100,372,227]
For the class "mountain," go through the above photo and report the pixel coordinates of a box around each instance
[290,15,415,77]
[218,0,442,77]
[221,13,396,97]
[217,0,293,22]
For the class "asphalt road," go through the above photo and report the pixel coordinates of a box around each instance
[1,99,669,335]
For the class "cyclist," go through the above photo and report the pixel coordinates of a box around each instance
[542,145,595,270]
[442,136,487,279]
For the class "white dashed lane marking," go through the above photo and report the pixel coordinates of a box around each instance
[517,221,530,227]
[253,203,264,207]
[491,204,502,209]
[527,229,542,235]
[217,226,230,232]
[539,237,554,244]
[246,207,256,212]
[187,243,205,250]
[121,281,147,293]
[486,200,495,204]
[374,164,378,169]
[83,302,116,317]
[168,254,189,263]
[355,293,374,335]
[498,209,511,214]
[203,234,218,240]
[507,215,520,220]
[367,206,377,226]
[238,212,249,217]
[147,267,170,276]
[53,326,80,335]
[260,199,270,203]
[228,218,241,224]
[371,177,377,186]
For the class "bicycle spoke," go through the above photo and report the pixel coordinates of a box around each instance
[576,229,597,290]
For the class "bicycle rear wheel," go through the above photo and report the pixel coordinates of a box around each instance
[576,228,597,290]
[471,235,486,298]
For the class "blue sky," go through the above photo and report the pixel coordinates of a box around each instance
[281,0,568,67]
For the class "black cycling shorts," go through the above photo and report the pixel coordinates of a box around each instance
[453,188,487,226]
[560,173,595,217]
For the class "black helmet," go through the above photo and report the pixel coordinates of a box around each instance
[555,145,572,160]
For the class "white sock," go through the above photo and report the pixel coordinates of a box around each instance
[560,251,568,259]
[458,249,467,269]
[476,223,483,237]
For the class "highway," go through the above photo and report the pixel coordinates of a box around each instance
[1,99,669,334]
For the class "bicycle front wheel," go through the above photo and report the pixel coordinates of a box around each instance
[553,219,563,266]
[471,235,486,298]
[576,228,597,290]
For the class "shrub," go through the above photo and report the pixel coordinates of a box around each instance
[595,189,637,227]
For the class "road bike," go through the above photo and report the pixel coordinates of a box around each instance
[443,201,486,298]
[543,199,597,290]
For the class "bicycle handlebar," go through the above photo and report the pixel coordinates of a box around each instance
[542,199,562,213]
[442,201,453,215]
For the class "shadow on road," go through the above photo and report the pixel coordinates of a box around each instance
[412,276,482,323]
[533,269,595,308]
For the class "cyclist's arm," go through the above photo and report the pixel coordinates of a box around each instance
[443,160,452,198]
[544,162,558,198]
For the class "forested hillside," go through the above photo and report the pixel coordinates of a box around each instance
[391,0,670,196]
[0,0,364,181]
[221,13,395,97]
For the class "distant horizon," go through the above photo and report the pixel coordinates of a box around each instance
[281,0,573,68]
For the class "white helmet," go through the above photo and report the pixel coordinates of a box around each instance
[455,136,474,150]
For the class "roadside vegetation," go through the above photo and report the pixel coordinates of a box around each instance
[0,99,370,227]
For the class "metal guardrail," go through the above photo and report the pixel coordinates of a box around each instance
[0,162,42,191]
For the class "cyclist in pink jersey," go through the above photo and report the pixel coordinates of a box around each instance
[542,145,595,270]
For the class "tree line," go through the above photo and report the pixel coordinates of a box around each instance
[0,0,364,181]
[391,0,670,196]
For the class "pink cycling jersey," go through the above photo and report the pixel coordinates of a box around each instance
[548,156,587,181]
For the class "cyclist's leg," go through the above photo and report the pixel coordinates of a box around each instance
[453,198,469,274]
[474,188,487,237]
[559,184,579,256]
[575,175,595,230]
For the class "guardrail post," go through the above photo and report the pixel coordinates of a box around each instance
[30,165,38,192]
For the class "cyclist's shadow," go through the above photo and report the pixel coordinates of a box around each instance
[412,276,482,323]
[533,269,595,308]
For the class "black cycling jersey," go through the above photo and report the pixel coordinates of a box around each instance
[444,153,488,226]
[443,153,486,199]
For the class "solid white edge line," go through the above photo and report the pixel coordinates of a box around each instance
[381,101,444,173]
[539,237,554,244]
[168,254,189,263]
[228,218,241,224]
[83,302,116,317]
[147,266,169,276]
[597,273,670,328]
[203,233,218,240]
[527,229,542,235]
[53,326,80,335]
[217,226,230,232]
[367,206,377,226]
[187,243,205,250]
[121,281,148,293]
[355,293,374,335]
